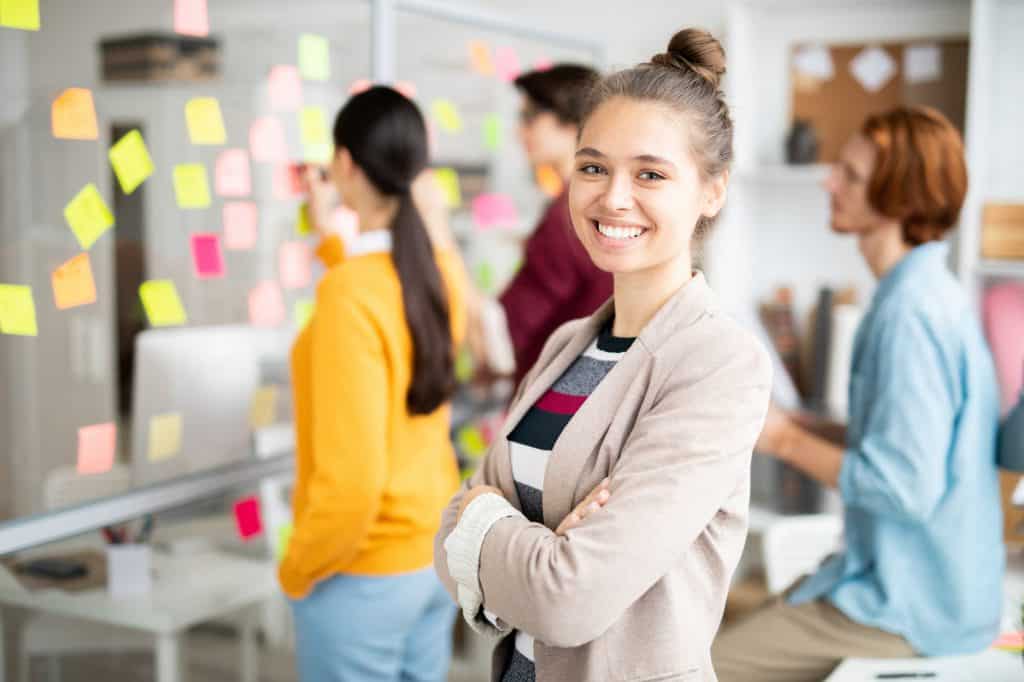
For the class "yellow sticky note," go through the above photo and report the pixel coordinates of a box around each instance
[64,183,114,250]
[431,99,462,134]
[300,106,328,147]
[52,88,98,140]
[173,163,211,209]
[148,412,182,462]
[109,130,154,195]
[482,113,502,151]
[294,299,314,329]
[457,426,488,459]
[139,280,187,327]
[0,0,40,30]
[0,284,37,336]
[249,386,277,429]
[454,347,473,383]
[185,97,226,145]
[298,34,330,81]
[302,143,332,164]
[296,202,311,236]
[275,521,293,561]
[52,253,97,310]
[433,168,462,208]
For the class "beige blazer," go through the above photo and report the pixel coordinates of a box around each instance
[434,273,772,682]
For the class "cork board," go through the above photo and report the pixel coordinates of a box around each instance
[791,40,968,163]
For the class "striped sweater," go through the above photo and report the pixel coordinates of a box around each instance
[500,321,635,682]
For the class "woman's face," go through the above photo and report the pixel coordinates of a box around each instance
[568,96,726,275]
[824,134,889,235]
[517,96,577,169]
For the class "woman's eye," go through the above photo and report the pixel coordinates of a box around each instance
[639,171,665,181]
[578,164,603,175]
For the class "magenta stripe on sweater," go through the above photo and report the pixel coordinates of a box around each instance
[535,390,587,415]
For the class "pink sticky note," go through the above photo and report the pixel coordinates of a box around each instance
[394,81,417,99]
[233,496,263,540]
[495,47,521,83]
[223,201,258,250]
[349,78,372,95]
[77,422,116,476]
[215,149,252,198]
[268,65,303,112]
[471,193,518,230]
[249,117,288,163]
[534,57,554,71]
[279,241,312,289]
[331,205,360,243]
[191,233,225,279]
[273,163,303,200]
[249,281,286,327]
[174,0,209,37]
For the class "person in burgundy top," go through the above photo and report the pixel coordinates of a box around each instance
[470,64,613,389]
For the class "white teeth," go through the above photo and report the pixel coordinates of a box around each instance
[597,223,646,240]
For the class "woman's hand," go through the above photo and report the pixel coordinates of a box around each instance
[299,163,338,238]
[755,403,795,459]
[456,485,505,523]
[556,478,611,535]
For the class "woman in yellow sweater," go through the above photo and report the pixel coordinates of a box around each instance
[279,86,466,682]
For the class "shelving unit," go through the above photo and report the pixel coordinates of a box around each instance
[977,259,1024,280]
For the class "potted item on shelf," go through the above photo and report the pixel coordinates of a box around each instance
[785,118,819,164]
[982,203,1024,261]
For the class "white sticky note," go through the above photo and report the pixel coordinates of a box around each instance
[849,46,896,93]
[793,44,834,81]
[904,44,941,84]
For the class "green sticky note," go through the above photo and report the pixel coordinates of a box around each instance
[300,106,328,146]
[433,167,461,208]
[173,163,211,209]
[64,183,114,250]
[483,113,502,151]
[0,284,38,336]
[431,99,462,134]
[294,299,314,329]
[296,203,311,236]
[455,347,473,383]
[457,426,488,459]
[298,34,330,81]
[185,97,227,145]
[0,0,40,30]
[108,130,154,195]
[139,280,187,327]
[276,521,293,560]
[474,262,495,294]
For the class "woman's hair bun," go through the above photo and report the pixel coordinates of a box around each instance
[650,28,726,89]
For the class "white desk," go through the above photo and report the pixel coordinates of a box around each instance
[0,544,276,682]
[825,649,1022,681]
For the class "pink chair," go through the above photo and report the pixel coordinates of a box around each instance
[982,283,1024,415]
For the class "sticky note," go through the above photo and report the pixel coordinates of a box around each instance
[249,281,285,327]
[454,347,473,383]
[249,117,288,163]
[233,496,263,540]
[173,163,211,209]
[535,164,563,197]
[272,163,302,200]
[190,233,225,279]
[294,299,314,329]
[468,40,494,76]
[298,34,330,81]
[482,113,502,151]
[173,0,208,37]
[299,106,329,147]
[185,97,226,145]
[215,149,251,197]
[457,426,488,458]
[52,253,97,310]
[0,0,40,30]
[77,422,117,475]
[223,201,258,250]
[279,241,312,289]
[52,88,98,140]
[475,261,495,293]
[348,78,372,96]
[139,280,187,327]
[0,284,37,336]
[268,65,302,112]
[303,143,332,164]
[249,386,277,428]
[275,522,293,560]
[431,99,462,134]
[534,57,554,71]
[148,412,182,462]
[495,47,521,83]
[296,203,312,236]
[472,193,518,230]
[64,183,114,250]
[433,167,461,208]
[394,81,417,99]
[108,130,154,195]
[331,205,359,242]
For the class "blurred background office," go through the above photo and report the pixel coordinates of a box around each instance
[0,1,1023,681]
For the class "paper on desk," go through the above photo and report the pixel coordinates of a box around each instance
[224,201,258,250]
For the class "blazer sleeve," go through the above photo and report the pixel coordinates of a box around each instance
[472,334,772,648]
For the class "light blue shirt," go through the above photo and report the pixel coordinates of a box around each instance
[788,242,1004,656]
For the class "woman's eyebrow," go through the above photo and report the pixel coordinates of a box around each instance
[576,147,677,169]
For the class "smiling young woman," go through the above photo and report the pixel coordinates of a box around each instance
[434,28,772,682]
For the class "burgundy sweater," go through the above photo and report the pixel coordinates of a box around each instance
[498,191,613,388]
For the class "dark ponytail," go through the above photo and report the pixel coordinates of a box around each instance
[333,87,455,415]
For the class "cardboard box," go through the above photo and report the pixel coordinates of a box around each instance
[99,33,220,83]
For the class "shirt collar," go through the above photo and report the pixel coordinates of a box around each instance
[346,229,392,256]
[874,241,950,303]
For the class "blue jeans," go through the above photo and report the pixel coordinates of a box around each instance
[290,568,457,682]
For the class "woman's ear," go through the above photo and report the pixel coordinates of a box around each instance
[701,170,729,219]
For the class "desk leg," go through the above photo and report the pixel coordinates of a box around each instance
[240,607,258,682]
[156,633,183,682]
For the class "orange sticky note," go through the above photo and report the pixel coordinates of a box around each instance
[185,97,226,145]
[249,386,277,428]
[173,163,211,209]
[433,167,462,208]
[64,183,114,250]
[495,47,521,83]
[535,164,563,197]
[109,130,154,195]
[348,78,372,96]
[52,253,97,310]
[52,88,98,140]
[249,281,285,327]
[233,496,263,540]
[224,201,258,250]
[468,40,495,76]
[0,0,40,30]
[77,422,116,475]
[431,99,462,134]
[139,280,187,327]
[268,65,303,112]
[279,242,312,289]
[148,412,182,462]
[0,284,38,336]
[174,0,208,37]
[249,117,288,163]
[215,149,251,197]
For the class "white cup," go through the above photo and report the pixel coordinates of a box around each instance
[106,544,152,598]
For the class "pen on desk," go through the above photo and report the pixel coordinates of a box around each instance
[101,526,121,544]
[136,515,155,544]
[875,673,937,679]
